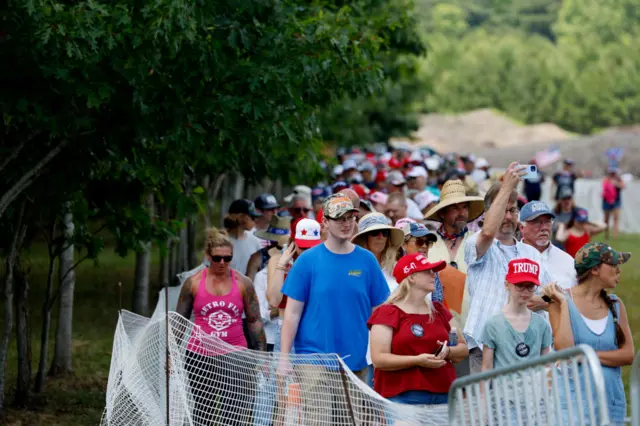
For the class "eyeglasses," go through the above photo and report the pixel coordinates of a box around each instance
[528,218,554,228]
[412,237,435,248]
[505,207,519,216]
[330,215,357,223]
[291,207,311,214]
[211,255,233,263]
[514,284,536,292]
[368,229,390,238]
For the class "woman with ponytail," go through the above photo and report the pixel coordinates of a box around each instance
[367,253,468,405]
[543,242,634,424]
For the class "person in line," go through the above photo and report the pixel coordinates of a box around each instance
[602,168,625,239]
[254,193,281,248]
[552,159,579,201]
[225,199,263,275]
[287,193,313,222]
[481,258,552,371]
[175,228,266,426]
[368,253,468,405]
[522,159,544,202]
[551,187,579,249]
[519,201,577,290]
[352,212,406,386]
[246,215,291,281]
[556,208,606,258]
[464,163,553,374]
[386,171,424,220]
[544,242,634,424]
[279,194,389,424]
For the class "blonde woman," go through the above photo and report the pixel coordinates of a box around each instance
[368,253,468,404]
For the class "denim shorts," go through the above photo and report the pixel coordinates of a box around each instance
[388,390,448,405]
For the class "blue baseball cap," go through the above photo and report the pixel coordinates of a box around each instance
[311,186,331,202]
[519,201,556,222]
[408,223,437,241]
[574,208,589,223]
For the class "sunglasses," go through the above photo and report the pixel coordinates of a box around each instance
[211,255,233,263]
[412,237,434,248]
[368,229,390,238]
[291,207,311,214]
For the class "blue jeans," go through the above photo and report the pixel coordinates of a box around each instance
[366,364,374,388]
[388,390,448,405]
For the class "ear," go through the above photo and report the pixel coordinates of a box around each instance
[519,222,525,232]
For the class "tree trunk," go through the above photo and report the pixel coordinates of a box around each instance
[50,204,75,376]
[13,262,31,408]
[158,204,170,287]
[187,216,197,269]
[203,175,212,230]
[178,224,189,273]
[132,193,154,315]
[34,221,57,392]
[0,200,27,419]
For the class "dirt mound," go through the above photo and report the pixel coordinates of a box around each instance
[410,109,572,152]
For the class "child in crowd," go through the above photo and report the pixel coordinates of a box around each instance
[481,258,552,371]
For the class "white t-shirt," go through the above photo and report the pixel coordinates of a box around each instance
[539,243,577,289]
[230,231,262,275]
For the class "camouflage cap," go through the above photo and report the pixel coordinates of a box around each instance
[574,242,631,275]
[322,193,358,219]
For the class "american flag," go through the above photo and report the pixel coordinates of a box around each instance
[535,146,562,168]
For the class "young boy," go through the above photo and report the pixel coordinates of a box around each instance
[481,258,552,370]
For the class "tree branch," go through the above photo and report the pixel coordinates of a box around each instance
[0,133,41,175]
[0,139,70,220]
[46,254,89,312]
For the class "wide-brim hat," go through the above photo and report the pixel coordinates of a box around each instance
[351,213,405,248]
[255,216,292,242]
[424,179,484,222]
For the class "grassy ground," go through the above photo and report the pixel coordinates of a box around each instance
[3,235,640,425]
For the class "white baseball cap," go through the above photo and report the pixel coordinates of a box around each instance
[342,159,357,170]
[425,157,440,171]
[294,219,322,249]
[332,165,344,177]
[406,166,427,179]
[414,190,439,211]
[409,151,423,163]
[475,158,489,169]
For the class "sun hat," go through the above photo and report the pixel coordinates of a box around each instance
[352,212,405,248]
[254,193,280,210]
[369,191,389,206]
[505,258,540,286]
[322,193,359,220]
[393,253,446,283]
[423,180,484,222]
[294,218,322,249]
[229,199,261,217]
[575,242,631,276]
[255,215,292,242]
[519,201,556,222]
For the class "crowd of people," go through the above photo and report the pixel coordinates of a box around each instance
[175,146,634,425]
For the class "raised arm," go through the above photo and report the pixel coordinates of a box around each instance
[555,222,570,243]
[267,244,296,308]
[238,272,267,351]
[475,162,524,259]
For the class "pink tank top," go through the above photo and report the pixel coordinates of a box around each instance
[186,270,247,355]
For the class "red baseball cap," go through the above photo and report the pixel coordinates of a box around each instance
[393,253,446,283]
[505,258,540,286]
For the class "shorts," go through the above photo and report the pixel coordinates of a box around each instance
[602,200,621,211]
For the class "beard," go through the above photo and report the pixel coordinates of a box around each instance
[454,220,467,233]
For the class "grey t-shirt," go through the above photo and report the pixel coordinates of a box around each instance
[481,311,552,369]
[230,231,262,275]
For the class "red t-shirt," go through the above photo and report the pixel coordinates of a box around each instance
[565,232,590,258]
[367,303,456,398]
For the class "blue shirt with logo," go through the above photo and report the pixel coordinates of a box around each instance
[282,244,390,371]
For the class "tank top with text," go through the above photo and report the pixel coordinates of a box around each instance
[186,269,247,355]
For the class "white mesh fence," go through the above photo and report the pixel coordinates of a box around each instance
[100,310,450,426]
[448,345,611,426]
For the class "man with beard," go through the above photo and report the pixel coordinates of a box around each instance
[463,163,554,374]
[519,201,577,290]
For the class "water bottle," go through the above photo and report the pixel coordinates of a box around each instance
[449,327,458,346]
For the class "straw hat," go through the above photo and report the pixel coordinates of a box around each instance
[255,215,291,242]
[351,213,405,248]
[424,180,484,222]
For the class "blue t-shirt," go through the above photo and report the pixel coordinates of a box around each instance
[282,244,390,371]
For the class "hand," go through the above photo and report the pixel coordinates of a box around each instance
[527,296,550,312]
[503,162,527,189]
[415,353,447,369]
[435,341,450,361]
[278,243,297,266]
[277,354,293,377]
[270,306,280,319]
[542,282,566,303]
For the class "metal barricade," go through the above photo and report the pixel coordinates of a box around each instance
[631,351,640,426]
[448,344,609,425]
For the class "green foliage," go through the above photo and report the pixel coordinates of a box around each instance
[417,0,640,134]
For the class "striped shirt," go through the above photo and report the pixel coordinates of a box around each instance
[463,232,553,350]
